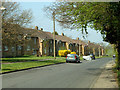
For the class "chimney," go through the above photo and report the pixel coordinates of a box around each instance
[77,37,79,40]
[61,33,64,36]
[88,40,90,44]
[40,28,43,31]
[35,26,38,30]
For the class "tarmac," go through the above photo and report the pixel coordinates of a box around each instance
[92,60,119,88]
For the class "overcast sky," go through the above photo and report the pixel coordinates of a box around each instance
[19,2,109,45]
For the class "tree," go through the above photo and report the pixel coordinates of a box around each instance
[1,1,33,56]
[105,44,115,56]
[45,2,119,43]
[45,2,120,69]
[2,1,33,27]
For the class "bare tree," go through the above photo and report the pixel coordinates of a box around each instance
[1,1,33,56]
[2,1,33,27]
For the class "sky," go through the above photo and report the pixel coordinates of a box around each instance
[19,2,109,45]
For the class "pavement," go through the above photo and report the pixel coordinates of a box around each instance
[92,60,119,88]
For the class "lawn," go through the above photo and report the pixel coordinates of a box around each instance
[1,59,66,73]
[1,56,66,73]
[1,56,65,63]
[95,56,111,59]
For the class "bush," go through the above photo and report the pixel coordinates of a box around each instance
[58,50,71,57]
[117,70,120,87]
[70,52,76,54]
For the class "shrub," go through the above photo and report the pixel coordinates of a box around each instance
[117,70,120,87]
[58,50,71,57]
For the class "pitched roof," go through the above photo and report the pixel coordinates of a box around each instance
[44,32,87,45]
[56,35,73,43]
[23,28,52,39]
[44,32,75,44]
[22,28,88,45]
[87,42,103,49]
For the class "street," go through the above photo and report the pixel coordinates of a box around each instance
[2,58,112,88]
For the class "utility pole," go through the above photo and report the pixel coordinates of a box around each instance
[53,11,56,59]
[99,46,101,57]
[79,44,81,57]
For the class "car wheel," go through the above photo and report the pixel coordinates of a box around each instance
[76,60,79,63]
[66,61,69,63]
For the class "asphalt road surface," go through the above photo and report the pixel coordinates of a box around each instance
[2,57,112,88]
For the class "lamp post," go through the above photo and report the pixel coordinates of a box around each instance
[53,11,56,59]
[0,5,6,90]
[87,44,89,55]
[0,6,6,10]
[0,5,6,28]
[78,39,80,57]
[79,44,81,57]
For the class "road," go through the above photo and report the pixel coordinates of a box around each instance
[2,58,112,88]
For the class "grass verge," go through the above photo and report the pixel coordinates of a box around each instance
[1,59,66,73]
[1,56,65,63]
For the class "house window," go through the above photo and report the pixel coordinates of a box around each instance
[59,41,61,44]
[44,48,46,54]
[4,46,8,51]
[27,45,31,51]
[63,43,65,47]
[50,41,52,44]
[50,48,52,52]
[32,49,37,55]
[18,46,22,50]
[0,46,1,51]
[77,50,78,52]
[26,37,31,39]
[18,35,22,40]
[34,38,37,44]
[11,47,15,52]
[69,44,72,47]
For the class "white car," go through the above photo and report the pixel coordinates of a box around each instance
[83,55,92,61]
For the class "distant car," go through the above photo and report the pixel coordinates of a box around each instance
[66,54,80,63]
[113,55,116,58]
[89,54,95,60]
[83,54,95,60]
[83,55,92,61]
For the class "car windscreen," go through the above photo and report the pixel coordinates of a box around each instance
[67,54,76,57]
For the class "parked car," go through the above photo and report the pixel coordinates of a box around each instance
[89,54,95,60]
[83,55,92,61]
[66,54,80,63]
